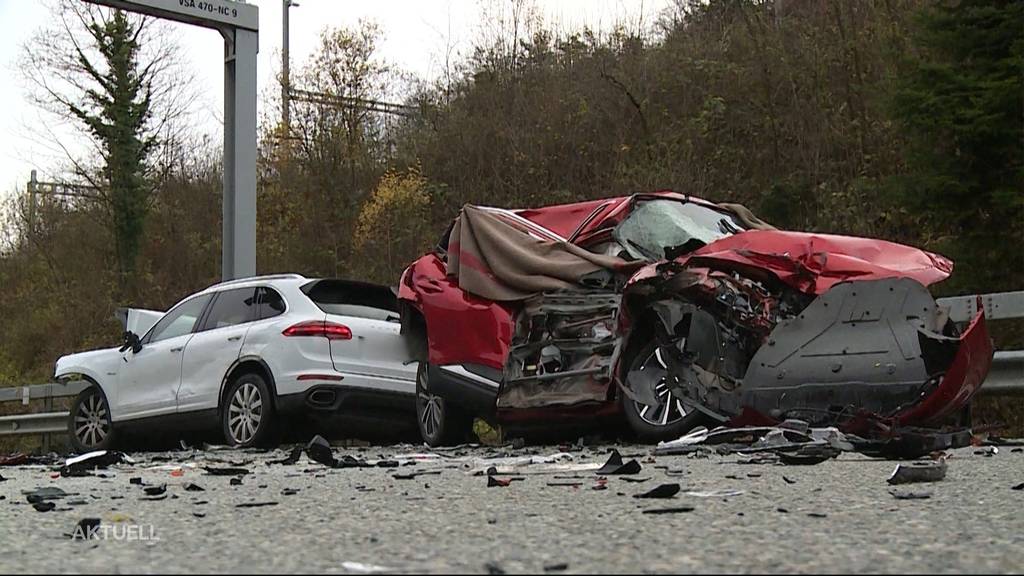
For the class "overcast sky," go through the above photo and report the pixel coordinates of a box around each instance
[0,0,673,198]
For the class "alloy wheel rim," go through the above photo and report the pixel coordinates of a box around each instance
[75,393,109,447]
[633,347,688,427]
[417,368,443,440]
[228,383,263,444]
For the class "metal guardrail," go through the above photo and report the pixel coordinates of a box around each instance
[980,351,1024,397]
[0,381,89,444]
[936,291,1024,323]
[1,293,1022,440]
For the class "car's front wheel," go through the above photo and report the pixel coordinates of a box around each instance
[222,373,275,447]
[69,386,116,453]
[621,340,707,442]
[415,362,472,447]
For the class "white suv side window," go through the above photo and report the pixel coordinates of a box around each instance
[145,295,212,343]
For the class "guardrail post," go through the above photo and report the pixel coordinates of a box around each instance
[42,385,53,453]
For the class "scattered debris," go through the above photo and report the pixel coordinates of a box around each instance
[468,453,590,476]
[393,470,442,481]
[60,451,128,477]
[32,502,56,512]
[887,460,947,485]
[143,485,167,497]
[1011,483,1024,491]
[235,502,279,508]
[782,476,797,485]
[230,477,243,486]
[619,477,651,483]
[778,444,840,465]
[634,484,680,499]
[642,506,695,515]
[306,435,338,467]
[658,421,971,461]
[0,453,30,466]
[272,447,304,465]
[129,477,143,485]
[807,512,827,518]
[341,561,394,574]
[984,437,1024,447]
[595,450,641,475]
[184,483,205,492]
[685,489,744,498]
[974,447,999,457]
[544,563,569,573]
[488,476,512,488]
[24,487,69,503]
[203,467,251,476]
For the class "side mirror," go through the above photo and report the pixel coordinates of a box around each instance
[119,331,143,354]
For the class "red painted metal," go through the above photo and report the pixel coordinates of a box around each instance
[400,192,991,427]
[896,301,994,424]
[400,254,514,370]
[680,230,954,295]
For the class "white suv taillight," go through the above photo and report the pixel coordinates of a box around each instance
[282,320,352,340]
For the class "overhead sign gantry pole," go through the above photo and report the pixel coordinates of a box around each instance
[83,0,259,280]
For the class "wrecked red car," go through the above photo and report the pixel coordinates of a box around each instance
[398,192,993,446]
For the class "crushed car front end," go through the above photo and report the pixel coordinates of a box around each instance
[618,231,994,434]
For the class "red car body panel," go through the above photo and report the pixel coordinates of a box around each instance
[896,302,993,424]
[681,230,954,295]
[400,192,992,427]
[400,255,514,370]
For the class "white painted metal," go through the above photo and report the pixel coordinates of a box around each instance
[83,0,257,30]
[51,276,417,436]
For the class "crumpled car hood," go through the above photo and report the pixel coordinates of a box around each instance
[655,230,953,295]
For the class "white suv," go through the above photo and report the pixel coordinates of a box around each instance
[55,274,417,451]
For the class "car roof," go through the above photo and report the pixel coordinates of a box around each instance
[491,191,723,240]
[195,274,310,296]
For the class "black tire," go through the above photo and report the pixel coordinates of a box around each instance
[69,386,116,453]
[621,340,707,442]
[221,372,275,448]
[415,362,472,447]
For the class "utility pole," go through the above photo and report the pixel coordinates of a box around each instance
[26,170,37,240]
[282,0,299,132]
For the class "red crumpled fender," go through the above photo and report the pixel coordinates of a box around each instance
[399,255,514,370]
[896,301,994,424]
[629,230,954,296]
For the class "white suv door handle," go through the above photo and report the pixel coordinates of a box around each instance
[170,347,184,353]
[228,335,242,342]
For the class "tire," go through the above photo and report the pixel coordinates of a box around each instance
[222,372,275,448]
[415,362,473,447]
[69,386,116,453]
[621,340,707,442]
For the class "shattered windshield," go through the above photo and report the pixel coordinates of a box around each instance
[614,199,745,261]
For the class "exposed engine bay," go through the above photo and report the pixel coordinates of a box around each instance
[498,290,621,410]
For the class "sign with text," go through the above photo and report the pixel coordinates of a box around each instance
[84,0,258,31]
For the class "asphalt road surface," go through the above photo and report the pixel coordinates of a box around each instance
[0,443,1021,574]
